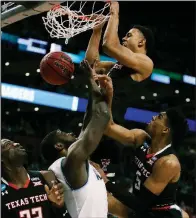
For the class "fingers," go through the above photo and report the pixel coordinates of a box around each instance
[53,183,64,195]
[97,74,111,82]
[80,59,93,75]
[45,182,64,201]
[44,185,50,195]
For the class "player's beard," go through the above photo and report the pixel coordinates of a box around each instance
[9,149,28,167]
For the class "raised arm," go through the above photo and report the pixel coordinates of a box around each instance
[97,74,150,148]
[85,18,115,75]
[63,60,110,189]
[102,2,153,79]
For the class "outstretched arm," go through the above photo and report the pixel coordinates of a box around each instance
[97,74,150,148]
[102,2,153,80]
[63,60,110,189]
[85,18,115,75]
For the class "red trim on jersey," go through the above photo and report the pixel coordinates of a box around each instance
[152,205,171,210]
[146,153,155,159]
[8,177,30,190]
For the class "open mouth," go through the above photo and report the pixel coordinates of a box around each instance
[18,146,26,152]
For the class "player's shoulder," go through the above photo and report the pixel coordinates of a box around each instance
[154,154,181,172]
[136,53,153,65]
[49,157,65,170]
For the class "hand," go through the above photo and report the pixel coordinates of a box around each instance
[110,2,119,15]
[45,181,64,208]
[80,59,97,79]
[90,161,109,183]
[97,74,113,104]
[93,15,107,31]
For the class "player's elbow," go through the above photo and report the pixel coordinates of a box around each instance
[102,41,115,54]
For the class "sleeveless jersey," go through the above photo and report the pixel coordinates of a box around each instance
[108,63,150,122]
[49,157,108,218]
[132,142,182,217]
[1,171,54,218]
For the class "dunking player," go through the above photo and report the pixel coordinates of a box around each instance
[40,60,129,218]
[1,139,65,218]
[85,1,154,122]
[94,74,189,218]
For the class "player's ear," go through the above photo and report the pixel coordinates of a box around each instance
[54,143,64,151]
[138,38,146,47]
[162,127,170,134]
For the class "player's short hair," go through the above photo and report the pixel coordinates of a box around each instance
[40,130,59,164]
[166,108,189,146]
[133,25,155,57]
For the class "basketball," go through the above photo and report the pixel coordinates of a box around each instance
[40,52,75,85]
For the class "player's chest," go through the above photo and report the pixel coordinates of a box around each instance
[2,183,49,211]
[134,152,158,181]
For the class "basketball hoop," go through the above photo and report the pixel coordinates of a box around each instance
[42,1,110,44]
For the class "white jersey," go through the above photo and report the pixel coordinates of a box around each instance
[49,157,108,218]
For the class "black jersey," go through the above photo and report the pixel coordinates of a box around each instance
[108,63,150,122]
[133,142,182,217]
[1,171,54,218]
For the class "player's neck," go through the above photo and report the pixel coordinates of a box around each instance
[4,166,28,186]
[135,48,146,55]
[150,137,169,154]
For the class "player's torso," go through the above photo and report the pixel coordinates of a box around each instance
[133,143,179,208]
[108,63,150,93]
[108,63,139,96]
[1,171,53,218]
[49,157,108,218]
[107,63,150,121]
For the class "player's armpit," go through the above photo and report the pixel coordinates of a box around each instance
[144,158,181,195]
[105,123,149,149]
[102,44,153,80]
[107,192,130,218]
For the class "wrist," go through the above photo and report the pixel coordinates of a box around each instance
[93,28,102,34]
[110,12,119,17]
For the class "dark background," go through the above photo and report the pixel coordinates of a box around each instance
[1,1,196,216]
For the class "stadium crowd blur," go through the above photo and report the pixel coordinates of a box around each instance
[2,1,196,217]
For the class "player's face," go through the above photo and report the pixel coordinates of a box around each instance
[1,139,28,167]
[122,28,144,51]
[146,112,170,137]
[56,130,77,148]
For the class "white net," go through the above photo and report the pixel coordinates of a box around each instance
[42,1,110,44]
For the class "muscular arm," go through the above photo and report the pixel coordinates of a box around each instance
[105,157,181,213]
[105,123,150,149]
[64,72,110,189]
[85,29,102,66]
[85,29,115,75]
[97,74,150,148]
[103,6,153,80]
[143,157,181,195]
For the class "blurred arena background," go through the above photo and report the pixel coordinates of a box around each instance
[1,1,196,217]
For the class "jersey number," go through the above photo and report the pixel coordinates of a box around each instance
[19,207,43,218]
[134,170,141,190]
